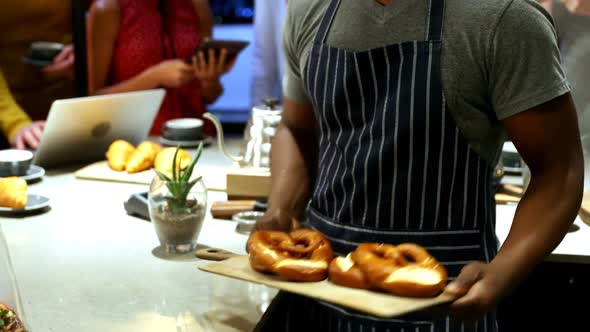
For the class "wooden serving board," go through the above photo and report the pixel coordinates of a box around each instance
[198,255,455,318]
[75,161,226,191]
[580,191,590,226]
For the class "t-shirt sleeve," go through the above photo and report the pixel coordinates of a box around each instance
[489,0,570,120]
[282,2,310,103]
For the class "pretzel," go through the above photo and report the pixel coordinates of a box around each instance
[328,254,370,290]
[247,229,333,282]
[330,243,447,297]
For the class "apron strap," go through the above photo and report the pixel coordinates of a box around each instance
[314,0,343,45]
[426,0,445,41]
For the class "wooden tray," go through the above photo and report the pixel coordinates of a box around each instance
[75,161,226,191]
[198,254,455,318]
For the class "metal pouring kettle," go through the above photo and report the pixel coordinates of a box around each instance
[204,98,282,169]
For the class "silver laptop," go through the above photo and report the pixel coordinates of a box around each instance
[33,89,165,168]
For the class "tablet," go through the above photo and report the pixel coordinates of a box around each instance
[189,39,250,63]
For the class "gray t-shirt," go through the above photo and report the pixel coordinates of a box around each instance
[282,0,570,164]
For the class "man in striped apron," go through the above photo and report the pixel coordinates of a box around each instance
[252,0,584,330]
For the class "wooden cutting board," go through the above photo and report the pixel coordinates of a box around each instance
[198,254,455,318]
[75,161,227,191]
[580,191,590,226]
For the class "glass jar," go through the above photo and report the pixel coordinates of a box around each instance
[148,176,208,254]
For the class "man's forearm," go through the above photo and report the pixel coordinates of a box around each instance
[266,122,318,219]
[490,156,584,299]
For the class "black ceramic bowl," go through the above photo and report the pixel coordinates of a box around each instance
[26,42,64,62]
[0,149,33,177]
[162,118,204,142]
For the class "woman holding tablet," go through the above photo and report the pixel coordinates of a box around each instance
[87,0,237,135]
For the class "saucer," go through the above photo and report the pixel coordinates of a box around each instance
[0,194,50,214]
[159,136,213,148]
[0,165,45,182]
[21,56,53,67]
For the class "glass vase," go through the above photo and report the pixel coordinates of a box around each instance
[148,175,208,254]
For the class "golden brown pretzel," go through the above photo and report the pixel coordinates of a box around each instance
[349,243,447,297]
[328,254,370,290]
[247,231,291,273]
[383,243,448,297]
[247,229,334,282]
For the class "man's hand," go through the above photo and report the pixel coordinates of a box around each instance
[42,44,75,80]
[443,262,501,322]
[246,209,302,253]
[252,209,303,233]
[11,121,45,150]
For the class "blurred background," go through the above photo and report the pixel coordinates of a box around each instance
[209,0,255,126]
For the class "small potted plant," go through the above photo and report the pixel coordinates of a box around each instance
[148,143,207,254]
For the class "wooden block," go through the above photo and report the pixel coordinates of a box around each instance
[226,165,271,200]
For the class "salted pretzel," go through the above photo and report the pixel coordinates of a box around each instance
[328,253,370,290]
[247,229,334,282]
[330,243,447,297]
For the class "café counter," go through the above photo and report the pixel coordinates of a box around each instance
[0,141,588,331]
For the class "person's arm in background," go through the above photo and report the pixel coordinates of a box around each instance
[87,0,195,95]
[42,44,75,81]
[191,0,235,104]
[445,1,584,321]
[0,71,44,150]
[250,0,281,107]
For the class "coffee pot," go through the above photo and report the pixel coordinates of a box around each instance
[204,99,282,170]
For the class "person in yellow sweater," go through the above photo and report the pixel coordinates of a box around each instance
[0,70,44,149]
[0,0,76,149]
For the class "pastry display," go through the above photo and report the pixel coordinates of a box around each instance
[105,140,198,176]
[247,229,333,282]
[0,302,26,332]
[154,147,192,176]
[330,242,447,298]
[105,140,135,172]
[0,177,27,209]
[125,141,162,174]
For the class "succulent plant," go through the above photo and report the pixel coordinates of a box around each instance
[154,143,203,212]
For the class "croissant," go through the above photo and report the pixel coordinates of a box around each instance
[125,141,162,174]
[0,177,27,209]
[154,147,192,177]
[106,140,135,171]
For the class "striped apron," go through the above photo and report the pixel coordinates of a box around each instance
[255,0,499,330]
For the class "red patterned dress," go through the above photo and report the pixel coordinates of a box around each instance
[111,0,207,136]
